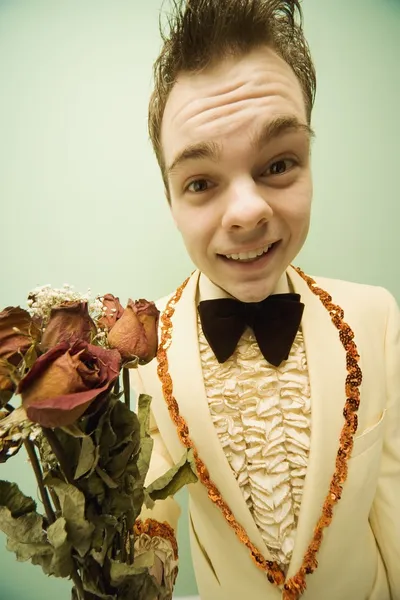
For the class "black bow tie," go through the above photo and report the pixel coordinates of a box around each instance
[198,293,304,367]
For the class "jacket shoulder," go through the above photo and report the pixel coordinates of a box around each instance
[311,274,396,308]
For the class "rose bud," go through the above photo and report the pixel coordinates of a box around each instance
[0,307,39,396]
[40,301,96,353]
[107,299,159,364]
[18,341,121,428]
[97,294,124,331]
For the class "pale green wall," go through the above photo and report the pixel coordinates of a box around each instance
[0,0,399,598]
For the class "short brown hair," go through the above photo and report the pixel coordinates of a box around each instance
[148,0,316,191]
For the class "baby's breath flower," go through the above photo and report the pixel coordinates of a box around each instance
[26,284,93,327]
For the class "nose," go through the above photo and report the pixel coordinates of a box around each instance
[221,181,273,232]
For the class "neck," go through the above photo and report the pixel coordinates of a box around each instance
[198,271,291,303]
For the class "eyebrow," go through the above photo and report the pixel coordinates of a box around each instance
[251,115,315,150]
[167,141,221,176]
[167,115,315,176]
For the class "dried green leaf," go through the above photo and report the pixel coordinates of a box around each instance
[137,394,152,439]
[2,496,50,568]
[0,506,45,544]
[106,442,136,479]
[126,472,146,526]
[95,466,118,489]
[96,408,117,449]
[47,516,68,549]
[7,535,52,564]
[134,394,154,492]
[77,588,115,600]
[109,558,148,585]
[0,480,36,517]
[79,471,106,504]
[114,569,159,600]
[81,558,116,599]
[46,429,81,475]
[102,491,134,520]
[122,357,139,369]
[146,448,198,502]
[90,515,119,567]
[74,436,98,479]
[46,478,94,557]
[45,517,74,578]
[142,490,155,511]
[109,400,140,452]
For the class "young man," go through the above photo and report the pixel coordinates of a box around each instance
[134,1,400,599]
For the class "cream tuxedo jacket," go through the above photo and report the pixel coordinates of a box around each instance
[135,268,400,600]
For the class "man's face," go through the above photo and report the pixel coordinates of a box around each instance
[161,46,313,302]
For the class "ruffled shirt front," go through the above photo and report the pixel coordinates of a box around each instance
[197,274,312,568]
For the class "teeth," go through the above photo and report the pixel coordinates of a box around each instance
[225,244,273,261]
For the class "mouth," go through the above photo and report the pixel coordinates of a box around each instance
[218,241,280,264]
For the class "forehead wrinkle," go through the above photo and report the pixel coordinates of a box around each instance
[176,76,297,125]
[171,82,307,145]
[170,55,304,120]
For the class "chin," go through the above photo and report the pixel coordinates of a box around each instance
[229,286,273,303]
[240,292,271,303]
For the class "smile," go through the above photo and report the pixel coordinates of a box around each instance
[223,243,275,263]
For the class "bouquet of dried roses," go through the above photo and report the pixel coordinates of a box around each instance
[0,285,196,600]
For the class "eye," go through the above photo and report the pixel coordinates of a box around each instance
[186,179,212,193]
[265,158,297,176]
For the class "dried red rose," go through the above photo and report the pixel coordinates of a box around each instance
[107,299,159,365]
[40,301,96,352]
[18,340,121,427]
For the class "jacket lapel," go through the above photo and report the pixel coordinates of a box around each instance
[285,267,348,578]
[141,270,278,563]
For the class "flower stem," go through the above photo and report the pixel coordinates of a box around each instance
[48,487,62,515]
[23,437,55,525]
[71,564,86,600]
[42,427,73,483]
[123,368,130,409]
